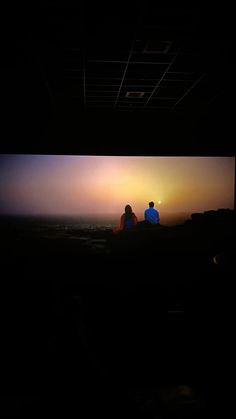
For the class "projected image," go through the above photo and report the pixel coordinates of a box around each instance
[0,154,235,268]
[0,155,234,227]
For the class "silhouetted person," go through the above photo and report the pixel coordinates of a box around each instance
[119,204,138,231]
[144,201,160,225]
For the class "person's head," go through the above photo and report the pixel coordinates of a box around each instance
[125,204,132,214]
[149,201,154,208]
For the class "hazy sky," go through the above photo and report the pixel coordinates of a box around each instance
[0,155,234,217]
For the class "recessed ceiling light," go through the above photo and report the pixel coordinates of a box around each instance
[126,92,145,98]
[143,40,172,53]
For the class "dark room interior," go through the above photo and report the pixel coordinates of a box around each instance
[0,2,235,417]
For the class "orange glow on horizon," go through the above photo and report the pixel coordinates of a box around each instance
[0,155,234,217]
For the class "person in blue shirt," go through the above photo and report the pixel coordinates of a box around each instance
[144,201,160,225]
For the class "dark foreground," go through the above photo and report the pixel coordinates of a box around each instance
[0,210,235,417]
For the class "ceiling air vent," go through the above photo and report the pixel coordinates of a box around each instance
[126,92,145,98]
[143,40,172,53]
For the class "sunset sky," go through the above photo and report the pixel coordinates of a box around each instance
[0,155,234,218]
